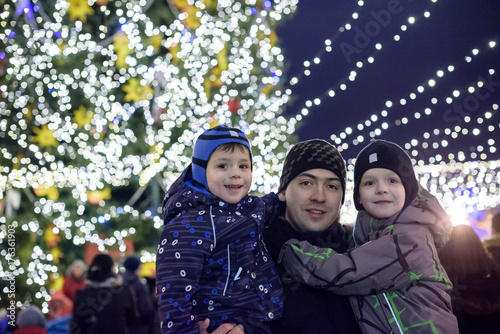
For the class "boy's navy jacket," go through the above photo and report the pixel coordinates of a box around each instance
[156,165,284,333]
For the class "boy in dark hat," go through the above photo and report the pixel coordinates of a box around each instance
[156,125,283,334]
[279,139,459,334]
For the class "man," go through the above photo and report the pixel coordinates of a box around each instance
[264,139,361,334]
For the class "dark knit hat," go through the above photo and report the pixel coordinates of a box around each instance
[123,256,141,272]
[353,139,419,211]
[17,306,46,328]
[192,125,252,191]
[87,253,114,282]
[279,139,347,203]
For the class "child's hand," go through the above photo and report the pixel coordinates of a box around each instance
[199,318,245,334]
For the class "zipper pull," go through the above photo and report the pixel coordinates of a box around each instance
[234,267,243,281]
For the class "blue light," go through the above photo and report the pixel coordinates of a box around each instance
[263,1,272,9]
[0,53,5,60]
[250,7,257,15]
[117,207,124,214]
[468,207,484,223]
[55,31,62,38]
[271,71,280,83]
[16,0,33,16]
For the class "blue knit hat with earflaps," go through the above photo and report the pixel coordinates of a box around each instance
[191,125,252,191]
[353,139,419,211]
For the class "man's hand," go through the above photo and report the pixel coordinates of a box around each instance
[199,318,245,334]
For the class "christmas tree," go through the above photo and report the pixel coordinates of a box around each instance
[0,0,299,311]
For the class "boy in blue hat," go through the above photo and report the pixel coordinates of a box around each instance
[156,125,283,334]
[279,139,459,334]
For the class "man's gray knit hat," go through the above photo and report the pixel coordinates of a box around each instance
[279,139,347,203]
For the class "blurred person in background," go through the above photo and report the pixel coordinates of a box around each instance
[13,306,47,334]
[121,256,155,334]
[70,253,138,334]
[439,224,500,334]
[62,260,87,301]
[483,212,500,266]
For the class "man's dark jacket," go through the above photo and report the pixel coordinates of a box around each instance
[264,216,361,334]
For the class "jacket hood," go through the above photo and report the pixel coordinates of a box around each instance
[354,186,452,248]
[85,274,123,288]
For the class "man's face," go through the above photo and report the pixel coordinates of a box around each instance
[279,168,343,232]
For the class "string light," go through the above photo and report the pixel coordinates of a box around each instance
[327,44,498,165]
[279,1,499,229]
[285,0,437,118]
[331,44,496,148]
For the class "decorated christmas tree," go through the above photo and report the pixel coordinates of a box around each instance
[0,0,299,311]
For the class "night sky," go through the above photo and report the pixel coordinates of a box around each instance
[277,0,500,163]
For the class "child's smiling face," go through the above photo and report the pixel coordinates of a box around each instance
[359,168,405,218]
[206,146,252,204]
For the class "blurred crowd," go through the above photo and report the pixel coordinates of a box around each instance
[1,254,160,334]
[1,213,499,334]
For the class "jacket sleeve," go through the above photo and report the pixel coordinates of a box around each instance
[260,192,284,227]
[156,212,214,334]
[279,225,434,296]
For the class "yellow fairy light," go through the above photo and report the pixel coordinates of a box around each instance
[122,78,154,102]
[73,106,94,127]
[31,125,59,148]
[66,0,95,22]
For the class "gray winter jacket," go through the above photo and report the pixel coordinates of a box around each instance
[279,188,459,333]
